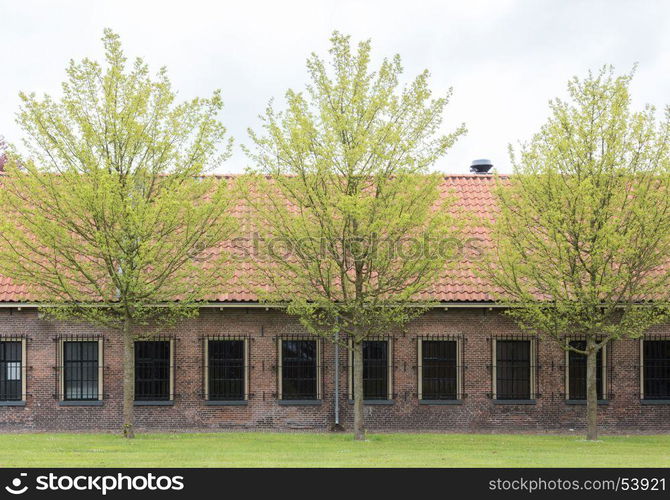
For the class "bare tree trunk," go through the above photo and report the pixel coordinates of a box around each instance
[585,337,598,441]
[122,316,135,439]
[353,340,365,441]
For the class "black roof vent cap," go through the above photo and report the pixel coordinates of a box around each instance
[470,159,493,174]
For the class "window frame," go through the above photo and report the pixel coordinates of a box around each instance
[204,337,249,402]
[133,339,174,403]
[417,337,463,401]
[640,337,670,401]
[491,337,537,401]
[0,337,26,403]
[277,338,322,401]
[564,339,607,401]
[348,338,393,402]
[58,337,103,402]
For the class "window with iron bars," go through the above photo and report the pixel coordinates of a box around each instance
[492,338,536,400]
[418,337,462,400]
[642,338,670,400]
[278,339,321,401]
[135,340,173,402]
[0,339,25,402]
[565,340,606,401]
[58,338,102,401]
[349,339,392,401]
[205,338,247,401]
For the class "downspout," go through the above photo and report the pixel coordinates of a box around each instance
[334,326,340,428]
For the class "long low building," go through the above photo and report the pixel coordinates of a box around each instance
[0,174,668,432]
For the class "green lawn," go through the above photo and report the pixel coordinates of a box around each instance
[0,432,668,467]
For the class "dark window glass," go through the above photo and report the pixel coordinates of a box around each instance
[352,340,389,400]
[282,340,318,400]
[496,340,531,400]
[644,340,670,400]
[421,340,457,400]
[0,341,22,401]
[135,341,170,401]
[208,340,244,401]
[568,340,604,400]
[64,341,99,401]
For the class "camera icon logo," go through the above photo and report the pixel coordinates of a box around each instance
[5,473,28,495]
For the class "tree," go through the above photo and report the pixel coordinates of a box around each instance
[0,30,237,438]
[244,32,466,440]
[483,67,670,440]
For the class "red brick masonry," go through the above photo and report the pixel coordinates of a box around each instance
[1,306,669,433]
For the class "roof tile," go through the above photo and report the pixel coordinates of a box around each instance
[0,174,504,303]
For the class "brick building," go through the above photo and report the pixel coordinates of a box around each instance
[0,175,669,432]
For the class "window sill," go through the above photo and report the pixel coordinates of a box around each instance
[59,401,103,407]
[565,399,609,405]
[347,399,394,405]
[0,401,25,407]
[278,399,322,406]
[134,401,174,406]
[641,399,670,405]
[420,399,463,405]
[204,400,248,406]
[493,399,536,405]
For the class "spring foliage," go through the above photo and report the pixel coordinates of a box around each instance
[486,67,670,345]
[0,29,237,331]
[245,32,467,343]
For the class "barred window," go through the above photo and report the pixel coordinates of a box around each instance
[206,339,246,401]
[63,341,100,401]
[0,341,23,401]
[566,340,605,400]
[135,341,172,401]
[494,339,535,400]
[349,339,392,401]
[643,340,670,400]
[280,340,319,400]
[419,339,460,400]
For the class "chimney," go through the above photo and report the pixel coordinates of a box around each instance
[470,159,493,174]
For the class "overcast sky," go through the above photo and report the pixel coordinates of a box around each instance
[1,0,669,174]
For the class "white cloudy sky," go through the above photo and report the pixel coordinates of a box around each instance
[1,0,669,174]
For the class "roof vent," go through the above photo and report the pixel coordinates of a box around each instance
[470,159,493,174]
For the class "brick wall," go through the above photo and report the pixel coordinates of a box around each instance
[0,306,669,433]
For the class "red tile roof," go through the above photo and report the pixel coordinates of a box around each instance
[0,174,503,304]
[417,174,502,302]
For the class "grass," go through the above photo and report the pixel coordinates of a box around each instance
[0,432,668,467]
